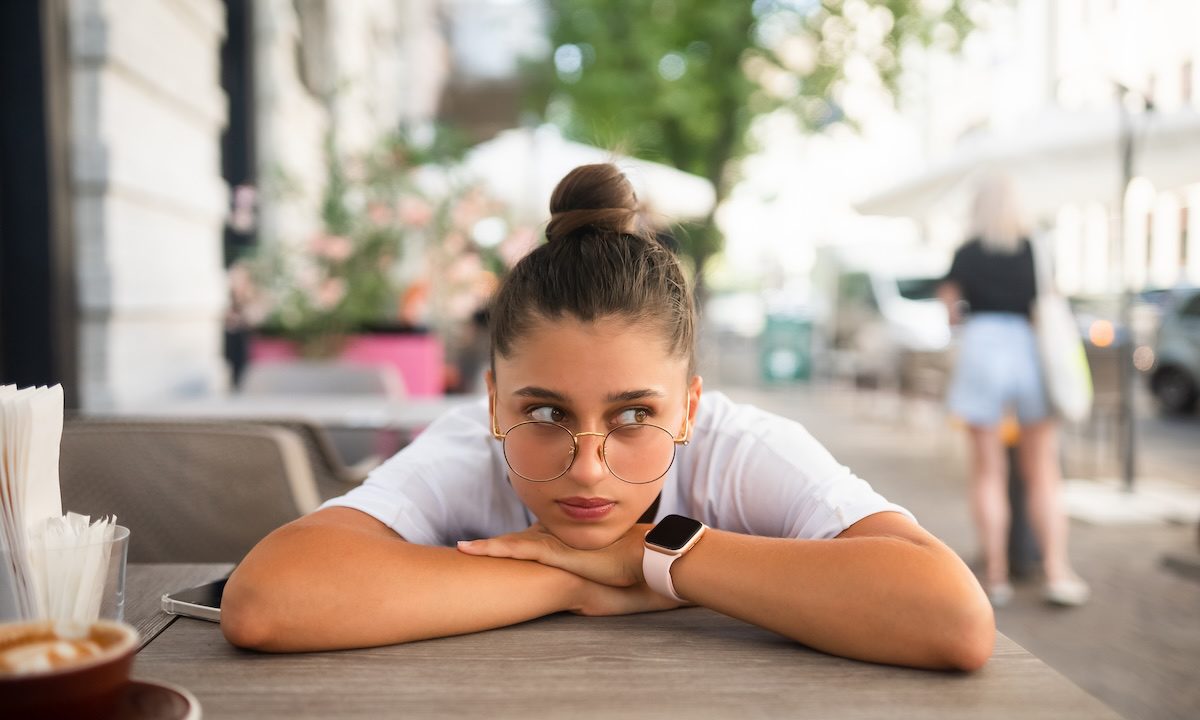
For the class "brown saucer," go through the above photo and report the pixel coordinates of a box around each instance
[114,679,201,720]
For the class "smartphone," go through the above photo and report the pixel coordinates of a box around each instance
[161,577,228,623]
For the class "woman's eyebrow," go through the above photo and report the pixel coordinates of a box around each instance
[512,386,570,402]
[510,387,664,403]
[605,389,665,403]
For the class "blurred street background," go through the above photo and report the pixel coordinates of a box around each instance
[2,1,1198,718]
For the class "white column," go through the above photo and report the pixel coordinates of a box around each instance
[1054,204,1084,295]
[1150,192,1181,287]
[70,0,230,410]
[1082,202,1110,294]
[1123,177,1156,290]
[1187,185,1200,284]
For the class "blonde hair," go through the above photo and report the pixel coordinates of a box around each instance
[969,173,1027,254]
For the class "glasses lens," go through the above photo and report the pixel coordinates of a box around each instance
[503,422,575,481]
[604,424,677,484]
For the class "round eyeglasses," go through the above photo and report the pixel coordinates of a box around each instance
[490,397,690,484]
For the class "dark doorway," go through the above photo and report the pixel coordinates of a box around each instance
[0,0,77,406]
[221,0,257,387]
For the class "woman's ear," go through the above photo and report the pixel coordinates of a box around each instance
[686,375,703,433]
[485,369,497,417]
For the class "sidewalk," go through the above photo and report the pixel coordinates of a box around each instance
[717,382,1200,720]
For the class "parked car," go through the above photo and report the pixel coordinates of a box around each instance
[1149,287,1200,414]
[812,244,952,392]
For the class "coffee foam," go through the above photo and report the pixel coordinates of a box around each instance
[0,622,130,676]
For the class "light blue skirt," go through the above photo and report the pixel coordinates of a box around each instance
[947,313,1050,426]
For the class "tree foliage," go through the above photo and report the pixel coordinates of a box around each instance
[526,0,978,277]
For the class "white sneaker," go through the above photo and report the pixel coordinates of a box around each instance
[985,581,1014,608]
[1044,576,1090,606]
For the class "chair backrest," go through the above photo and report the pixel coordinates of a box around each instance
[60,419,321,563]
[193,416,376,501]
[241,361,406,398]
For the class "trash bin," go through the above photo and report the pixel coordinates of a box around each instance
[759,313,812,383]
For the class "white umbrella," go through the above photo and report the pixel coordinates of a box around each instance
[463,124,717,224]
[855,110,1200,221]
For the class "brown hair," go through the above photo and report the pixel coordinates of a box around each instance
[489,163,697,373]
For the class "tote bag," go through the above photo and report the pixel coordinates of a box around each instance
[1030,235,1093,422]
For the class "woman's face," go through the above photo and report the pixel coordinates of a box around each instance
[487,315,701,550]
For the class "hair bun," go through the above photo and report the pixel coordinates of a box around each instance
[546,163,640,241]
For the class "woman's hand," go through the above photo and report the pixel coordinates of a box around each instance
[457,523,650,587]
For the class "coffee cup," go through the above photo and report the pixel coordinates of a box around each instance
[0,619,139,719]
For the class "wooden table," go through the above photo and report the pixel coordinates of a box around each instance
[114,394,479,432]
[127,564,1121,719]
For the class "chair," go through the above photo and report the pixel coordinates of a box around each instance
[59,419,322,563]
[208,416,379,501]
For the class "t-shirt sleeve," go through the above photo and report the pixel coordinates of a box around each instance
[318,402,527,546]
[692,402,916,540]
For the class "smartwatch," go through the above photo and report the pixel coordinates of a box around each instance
[642,514,707,602]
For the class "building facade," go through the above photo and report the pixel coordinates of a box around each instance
[858,0,1200,296]
[1,0,451,409]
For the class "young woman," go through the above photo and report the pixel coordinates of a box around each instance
[938,174,1089,608]
[222,164,994,671]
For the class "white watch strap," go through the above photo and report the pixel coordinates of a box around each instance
[643,546,686,602]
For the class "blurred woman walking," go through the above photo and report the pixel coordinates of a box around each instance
[939,174,1090,608]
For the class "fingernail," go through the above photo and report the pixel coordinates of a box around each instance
[457,540,474,548]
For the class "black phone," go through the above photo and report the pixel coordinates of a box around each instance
[161,578,228,623]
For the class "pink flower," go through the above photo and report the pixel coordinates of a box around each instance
[368,202,393,226]
[448,253,484,283]
[315,277,346,310]
[398,196,433,228]
[451,189,489,230]
[307,234,353,262]
[442,231,467,255]
[472,271,499,299]
[294,261,320,294]
[400,281,430,326]
[499,227,539,268]
[448,292,476,322]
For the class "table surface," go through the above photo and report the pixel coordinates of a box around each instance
[127,564,1121,720]
[111,394,479,431]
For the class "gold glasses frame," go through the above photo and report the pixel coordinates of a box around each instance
[490,394,692,484]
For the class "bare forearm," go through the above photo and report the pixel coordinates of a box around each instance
[222,515,583,652]
[938,283,963,325]
[670,530,993,670]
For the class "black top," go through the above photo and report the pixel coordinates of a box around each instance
[943,238,1036,318]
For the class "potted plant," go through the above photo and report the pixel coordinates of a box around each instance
[235,129,537,396]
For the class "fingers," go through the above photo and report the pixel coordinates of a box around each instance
[456,535,554,563]
[456,526,640,588]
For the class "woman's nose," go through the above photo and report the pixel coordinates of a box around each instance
[568,434,608,486]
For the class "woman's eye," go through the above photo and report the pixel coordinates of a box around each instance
[616,408,650,425]
[529,406,566,423]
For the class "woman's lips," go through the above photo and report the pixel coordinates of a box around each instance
[556,497,616,521]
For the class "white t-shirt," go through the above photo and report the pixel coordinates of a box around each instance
[320,391,915,545]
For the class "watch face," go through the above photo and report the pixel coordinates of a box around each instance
[645,514,704,551]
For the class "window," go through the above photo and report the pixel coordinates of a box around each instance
[838,273,878,310]
[1182,205,1190,269]
[1179,293,1200,319]
[896,277,942,301]
[1146,212,1154,269]
[1184,60,1193,106]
